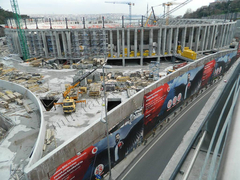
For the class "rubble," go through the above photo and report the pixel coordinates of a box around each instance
[15,98,23,105]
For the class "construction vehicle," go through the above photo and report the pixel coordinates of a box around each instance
[145,6,157,27]
[54,67,98,114]
[181,47,197,60]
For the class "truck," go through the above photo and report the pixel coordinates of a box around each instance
[54,67,98,114]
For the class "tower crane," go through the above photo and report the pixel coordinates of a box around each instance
[10,0,29,60]
[162,1,181,25]
[161,0,193,25]
[105,1,135,26]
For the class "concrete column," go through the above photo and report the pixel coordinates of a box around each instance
[229,24,235,44]
[37,31,44,57]
[204,26,210,50]
[134,29,137,57]
[14,32,22,56]
[110,30,113,58]
[226,24,232,46]
[117,29,120,58]
[181,27,186,51]
[219,24,225,48]
[221,24,227,47]
[55,32,62,57]
[212,25,218,49]
[66,31,72,58]
[162,28,166,55]
[173,27,179,54]
[157,27,162,57]
[61,31,67,58]
[127,29,130,57]
[149,28,153,56]
[28,32,34,56]
[41,31,48,57]
[49,31,56,57]
[189,26,194,50]
[194,26,200,52]
[200,26,207,53]
[224,24,230,46]
[122,29,125,66]
[223,24,229,47]
[208,26,212,49]
[167,28,173,54]
[74,31,80,57]
[140,28,144,66]
[216,25,223,49]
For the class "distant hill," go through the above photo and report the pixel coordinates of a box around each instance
[0,7,29,24]
[183,0,240,19]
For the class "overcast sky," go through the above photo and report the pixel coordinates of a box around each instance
[1,0,215,17]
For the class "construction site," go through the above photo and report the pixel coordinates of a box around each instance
[0,0,240,180]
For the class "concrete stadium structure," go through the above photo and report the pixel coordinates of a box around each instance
[3,18,239,179]
[5,18,236,65]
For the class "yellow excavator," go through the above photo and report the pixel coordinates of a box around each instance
[54,67,98,114]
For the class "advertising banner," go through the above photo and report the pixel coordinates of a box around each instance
[51,115,144,180]
[50,51,238,180]
[237,41,240,58]
[50,146,97,180]
[144,83,169,125]
[143,65,204,136]
[143,51,237,136]
[201,60,216,87]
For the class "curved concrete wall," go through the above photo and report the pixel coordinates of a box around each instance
[0,80,45,168]
[24,47,237,179]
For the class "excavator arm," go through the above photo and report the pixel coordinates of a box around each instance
[53,102,64,109]
[63,67,98,99]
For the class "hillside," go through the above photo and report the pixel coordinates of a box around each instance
[183,0,240,18]
[0,7,29,24]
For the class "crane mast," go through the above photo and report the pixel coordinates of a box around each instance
[10,0,29,60]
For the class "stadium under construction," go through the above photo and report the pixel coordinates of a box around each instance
[5,17,237,66]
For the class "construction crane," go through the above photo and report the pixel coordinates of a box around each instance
[105,1,135,26]
[162,1,181,25]
[144,7,157,27]
[54,67,99,114]
[161,0,193,25]
[10,0,29,60]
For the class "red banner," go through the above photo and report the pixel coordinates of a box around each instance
[201,60,216,87]
[144,83,170,125]
[51,146,97,180]
[237,41,240,58]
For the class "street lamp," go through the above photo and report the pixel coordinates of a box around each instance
[101,64,112,180]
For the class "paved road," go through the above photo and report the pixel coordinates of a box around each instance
[118,86,216,180]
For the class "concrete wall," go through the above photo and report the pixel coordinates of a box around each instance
[24,48,237,179]
[0,80,45,169]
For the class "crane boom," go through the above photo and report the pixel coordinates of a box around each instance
[105,1,134,26]
[10,0,29,60]
[160,0,192,19]
[63,67,98,98]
